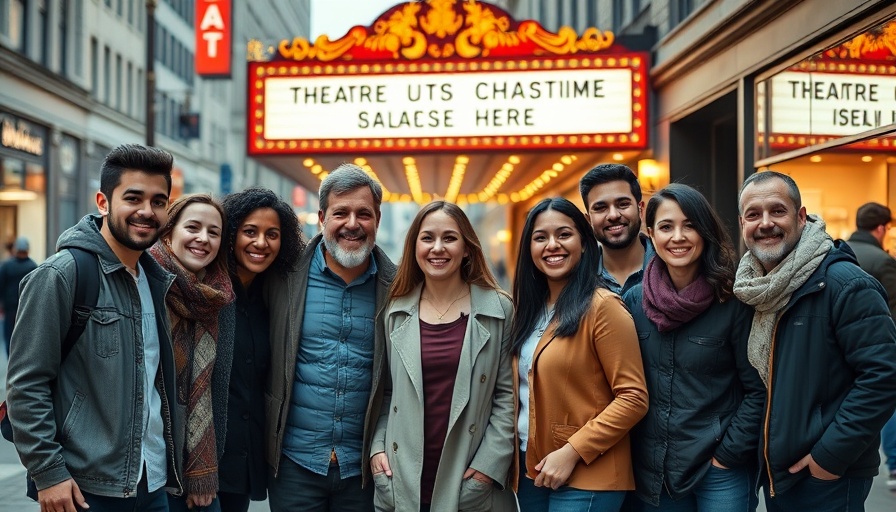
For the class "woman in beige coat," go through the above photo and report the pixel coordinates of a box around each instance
[370,201,516,512]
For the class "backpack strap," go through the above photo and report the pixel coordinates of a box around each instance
[61,248,99,361]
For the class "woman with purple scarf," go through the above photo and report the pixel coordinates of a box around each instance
[621,184,764,512]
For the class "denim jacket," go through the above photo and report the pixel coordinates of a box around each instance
[6,214,184,497]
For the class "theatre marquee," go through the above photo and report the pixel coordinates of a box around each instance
[247,0,648,155]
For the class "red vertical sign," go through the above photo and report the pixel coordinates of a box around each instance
[195,0,231,77]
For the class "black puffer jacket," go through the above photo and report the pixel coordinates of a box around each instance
[623,286,764,505]
[761,241,896,497]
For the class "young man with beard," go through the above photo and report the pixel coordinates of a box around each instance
[265,164,397,511]
[734,171,896,511]
[579,163,654,294]
[6,144,183,512]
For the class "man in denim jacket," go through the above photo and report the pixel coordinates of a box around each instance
[6,144,184,512]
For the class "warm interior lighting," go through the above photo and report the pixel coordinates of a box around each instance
[510,155,577,203]
[496,229,511,243]
[445,155,469,203]
[861,155,873,163]
[403,157,424,204]
[0,189,38,201]
[637,159,661,192]
[810,155,822,163]
[612,153,625,161]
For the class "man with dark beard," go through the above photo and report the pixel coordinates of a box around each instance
[266,164,396,512]
[579,163,654,295]
[6,144,184,512]
[735,171,896,511]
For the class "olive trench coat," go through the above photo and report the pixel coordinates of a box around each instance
[370,284,518,512]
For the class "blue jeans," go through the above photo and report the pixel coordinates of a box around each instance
[517,451,626,512]
[631,465,756,512]
[268,456,373,512]
[763,476,872,512]
[882,411,896,473]
[167,494,221,512]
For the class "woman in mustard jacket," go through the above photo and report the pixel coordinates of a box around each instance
[511,197,648,512]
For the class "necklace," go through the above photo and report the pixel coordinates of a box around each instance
[422,291,470,320]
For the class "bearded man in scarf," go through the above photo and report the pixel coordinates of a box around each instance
[734,170,896,512]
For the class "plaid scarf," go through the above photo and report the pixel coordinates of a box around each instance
[149,242,235,495]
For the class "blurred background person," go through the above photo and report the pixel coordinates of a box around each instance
[622,184,764,511]
[218,188,304,512]
[150,194,235,512]
[0,236,36,356]
[846,202,896,490]
[370,201,515,512]
[511,197,648,512]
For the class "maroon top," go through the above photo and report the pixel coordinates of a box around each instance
[419,313,468,505]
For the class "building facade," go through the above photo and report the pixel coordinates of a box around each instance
[509,0,896,245]
[0,0,310,260]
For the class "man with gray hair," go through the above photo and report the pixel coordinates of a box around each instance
[265,163,396,511]
[734,170,896,510]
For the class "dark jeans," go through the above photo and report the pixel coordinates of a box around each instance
[517,451,626,512]
[268,455,373,512]
[631,465,756,512]
[218,492,251,512]
[167,494,220,512]
[79,476,168,512]
[763,476,872,512]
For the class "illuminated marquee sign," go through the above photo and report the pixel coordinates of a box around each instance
[248,0,648,154]
[767,70,896,136]
[196,0,231,77]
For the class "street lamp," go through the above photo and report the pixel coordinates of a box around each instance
[146,0,156,147]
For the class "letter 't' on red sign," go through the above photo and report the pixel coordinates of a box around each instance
[196,0,231,77]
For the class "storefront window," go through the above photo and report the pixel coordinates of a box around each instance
[756,15,896,161]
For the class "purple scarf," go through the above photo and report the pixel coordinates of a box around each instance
[642,256,715,332]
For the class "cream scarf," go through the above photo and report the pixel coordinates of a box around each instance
[733,215,833,386]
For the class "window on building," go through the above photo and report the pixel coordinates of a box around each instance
[104,0,111,7]
[8,0,26,52]
[136,68,143,121]
[74,0,83,76]
[90,37,98,97]
[59,0,68,76]
[115,54,122,110]
[126,61,133,115]
[38,0,49,66]
[104,45,111,104]
[157,92,167,137]
[586,0,597,29]
[673,0,694,25]
[116,0,122,16]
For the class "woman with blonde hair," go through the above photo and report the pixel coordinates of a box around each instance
[370,201,516,512]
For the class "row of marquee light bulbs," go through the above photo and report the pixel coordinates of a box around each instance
[299,154,664,205]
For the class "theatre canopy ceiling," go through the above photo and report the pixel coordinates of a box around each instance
[247,0,649,204]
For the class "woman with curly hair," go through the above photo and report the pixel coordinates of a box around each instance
[149,193,235,512]
[217,188,305,512]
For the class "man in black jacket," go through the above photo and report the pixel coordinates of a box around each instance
[846,202,896,490]
[734,171,896,510]
[0,236,36,355]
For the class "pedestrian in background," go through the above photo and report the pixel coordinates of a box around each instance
[511,197,648,512]
[150,194,235,512]
[265,164,396,512]
[735,171,896,511]
[370,201,515,512]
[580,164,654,295]
[846,202,896,491]
[7,144,183,512]
[0,236,37,355]
[623,184,764,511]
[217,188,304,512]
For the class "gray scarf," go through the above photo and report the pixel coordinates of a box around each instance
[733,215,833,386]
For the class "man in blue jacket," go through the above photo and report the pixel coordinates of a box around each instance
[6,144,183,512]
[734,170,896,511]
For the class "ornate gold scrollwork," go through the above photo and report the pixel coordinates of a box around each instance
[420,0,464,38]
[365,3,428,59]
[280,27,367,62]
[455,1,518,58]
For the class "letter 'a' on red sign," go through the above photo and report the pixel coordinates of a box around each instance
[196,0,231,77]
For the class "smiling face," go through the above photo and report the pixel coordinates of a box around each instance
[97,170,170,255]
[530,208,583,286]
[234,207,282,286]
[649,199,704,284]
[415,209,468,283]
[166,202,223,275]
[739,178,807,273]
[586,179,643,250]
[319,186,379,271]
